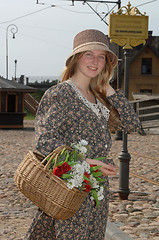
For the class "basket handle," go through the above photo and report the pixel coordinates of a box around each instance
[42,145,72,171]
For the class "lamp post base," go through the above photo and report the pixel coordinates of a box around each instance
[119,190,130,200]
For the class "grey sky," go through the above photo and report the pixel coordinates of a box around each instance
[0,0,158,81]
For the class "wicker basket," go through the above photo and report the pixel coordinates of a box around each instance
[14,145,88,220]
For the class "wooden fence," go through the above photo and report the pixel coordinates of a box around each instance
[24,93,39,116]
[131,97,159,129]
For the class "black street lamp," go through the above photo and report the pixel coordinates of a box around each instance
[6,24,18,80]
[14,59,17,81]
[118,49,131,200]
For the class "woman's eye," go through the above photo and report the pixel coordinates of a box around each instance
[99,55,105,60]
[86,53,92,57]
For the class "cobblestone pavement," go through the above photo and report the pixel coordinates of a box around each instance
[0,120,159,240]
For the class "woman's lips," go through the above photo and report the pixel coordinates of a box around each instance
[87,66,98,71]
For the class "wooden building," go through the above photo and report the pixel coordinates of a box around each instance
[125,41,159,100]
[0,77,36,128]
[109,31,159,101]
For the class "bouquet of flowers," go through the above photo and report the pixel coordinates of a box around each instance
[48,140,106,207]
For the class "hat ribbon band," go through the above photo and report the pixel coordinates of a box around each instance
[73,42,109,53]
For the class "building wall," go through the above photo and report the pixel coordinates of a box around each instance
[122,46,159,100]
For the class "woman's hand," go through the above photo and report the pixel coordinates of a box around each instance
[86,158,116,177]
[106,82,116,97]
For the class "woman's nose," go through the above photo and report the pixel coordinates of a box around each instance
[92,56,98,65]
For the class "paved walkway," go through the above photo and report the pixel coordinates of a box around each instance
[0,120,159,239]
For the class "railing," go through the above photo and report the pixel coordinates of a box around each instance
[24,93,39,116]
[131,96,159,129]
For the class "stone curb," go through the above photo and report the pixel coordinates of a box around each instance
[105,221,133,240]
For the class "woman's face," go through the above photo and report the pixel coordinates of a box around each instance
[75,49,106,79]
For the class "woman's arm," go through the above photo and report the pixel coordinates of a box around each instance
[106,84,143,134]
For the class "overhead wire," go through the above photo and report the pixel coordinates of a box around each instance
[19,32,71,49]
[0,3,98,26]
[136,0,157,8]
[0,6,55,25]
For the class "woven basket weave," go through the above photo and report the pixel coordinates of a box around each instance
[14,145,88,220]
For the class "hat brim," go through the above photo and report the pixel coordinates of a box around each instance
[65,43,118,68]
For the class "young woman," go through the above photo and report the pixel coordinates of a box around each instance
[25,29,142,240]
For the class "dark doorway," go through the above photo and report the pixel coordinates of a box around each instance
[7,95,16,112]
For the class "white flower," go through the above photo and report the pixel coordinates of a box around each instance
[98,194,104,201]
[79,140,88,146]
[97,186,104,200]
[79,146,87,154]
[81,161,90,173]
[90,196,94,201]
[90,175,99,189]
[72,163,85,174]
[73,174,83,186]
[67,179,76,189]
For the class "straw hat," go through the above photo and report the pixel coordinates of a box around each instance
[66,29,118,68]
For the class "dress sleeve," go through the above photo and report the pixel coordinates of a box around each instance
[107,89,144,134]
[35,85,70,155]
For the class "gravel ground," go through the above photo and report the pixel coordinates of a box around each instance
[0,120,159,240]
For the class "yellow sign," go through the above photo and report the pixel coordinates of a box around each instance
[108,2,148,49]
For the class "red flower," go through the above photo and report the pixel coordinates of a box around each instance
[90,164,99,172]
[53,166,63,177]
[61,162,71,174]
[84,184,91,192]
[84,172,90,183]
[90,164,96,167]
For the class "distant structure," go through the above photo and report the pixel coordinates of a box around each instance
[0,77,36,128]
[26,76,59,84]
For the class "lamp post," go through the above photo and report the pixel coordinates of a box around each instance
[14,59,17,81]
[118,49,131,200]
[6,24,18,80]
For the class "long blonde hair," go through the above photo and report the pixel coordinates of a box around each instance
[61,52,119,131]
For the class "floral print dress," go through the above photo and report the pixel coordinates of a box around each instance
[25,80,142,240]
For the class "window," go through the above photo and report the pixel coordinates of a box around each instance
[7,94,16,112]
[140,89,152,94]
[141,58,152,74]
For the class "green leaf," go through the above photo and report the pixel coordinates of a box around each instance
[90,189,100,208]
[92,171,103,177]
[68,152,73,162]
[65,152,70,162]
[74,148,77,161]
[49,158,56,169]
[94,157,107,160]
[55,161,65,167]
[61,174,73,179]
[96,177,106,182]
[60,147,66,156]
[83,174,90,182]
[68,162,78,166]
[95,200,100,208]
[76,153,85,162]
[90,165,102,172]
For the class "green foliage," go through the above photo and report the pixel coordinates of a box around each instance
[31,90,44,102]
[24,109,35,120]
[90,189,100,208]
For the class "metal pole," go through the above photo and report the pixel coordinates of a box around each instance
[14,59,17,81]
[115,0,122,140]
[6,29,9,80]
[6,24,18,80]
[118,49,131,200]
